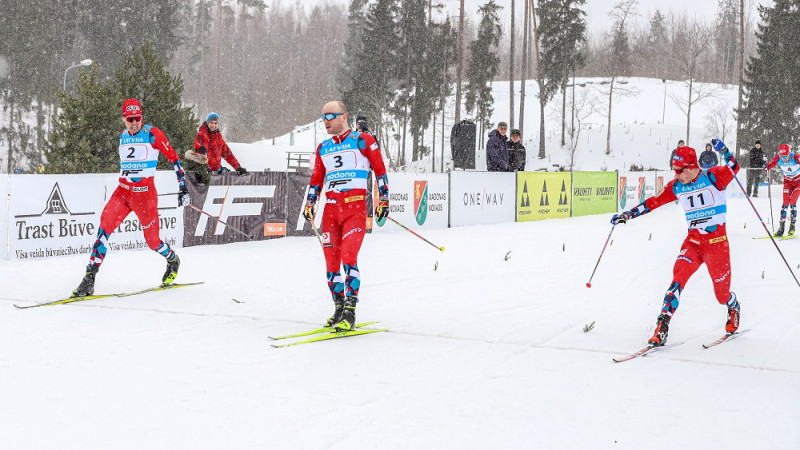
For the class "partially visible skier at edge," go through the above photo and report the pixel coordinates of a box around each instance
[610,139,741,346]
[72,98,190,297]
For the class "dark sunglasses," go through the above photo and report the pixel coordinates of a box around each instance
[126,116,142,123]
[321,112,343,121]
[674,167,688,175]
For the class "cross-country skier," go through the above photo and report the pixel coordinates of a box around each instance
[72,98,190,297]
[764,143,800,237]
[610,140,741,346]
[302,101,389,331]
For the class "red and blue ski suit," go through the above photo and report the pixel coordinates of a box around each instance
[307,130,388,301]
[765,151,800,227]
[88,125,186,268]
[622,150,740,318]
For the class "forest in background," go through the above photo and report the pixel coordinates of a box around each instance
[1,0,796,172]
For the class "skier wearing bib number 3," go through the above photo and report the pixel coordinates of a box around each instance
[611,139,741,346]
[71,98,190,297]
[303,101,389,331]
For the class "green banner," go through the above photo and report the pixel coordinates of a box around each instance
[571,171,618,217]
[517,172,571,222]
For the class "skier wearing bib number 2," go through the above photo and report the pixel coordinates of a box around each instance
[72,98,190,297]
[303,100,389,331]
[611,139,741,346]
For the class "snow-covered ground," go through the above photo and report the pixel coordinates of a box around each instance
[1,183,798,449]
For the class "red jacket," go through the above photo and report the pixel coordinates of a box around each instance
[194,122,241,172]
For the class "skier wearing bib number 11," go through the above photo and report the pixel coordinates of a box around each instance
[302,100,389,331]
[71,98,190,298]
[610,139,741,346]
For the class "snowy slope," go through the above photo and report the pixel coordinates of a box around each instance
[1,185,798,449]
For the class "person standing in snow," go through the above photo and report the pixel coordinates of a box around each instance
[194,112,247,177]
[669,139,685,169]
[507,129,526,171]
[487,121,510,171]
[72,98,189,297]
[302,101,390,331]
[765,143,800,237]
[699,142,718,169]
[746,140,766,197]
[611,140,741,346]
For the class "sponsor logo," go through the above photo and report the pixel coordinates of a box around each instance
[119,161,150,170]
[714,270,731,283]
[263,222,286,236]
[686,208,717,220]
[463,191,504,208]
[596,186,615,196]
[679,249,688,255]
[327,171,358,180]
[709,235,727,244]
[414,181,428,225]
[321,232,331,244]
[140,218,157,230]
[638,177,646,202]
[194,185,277,236]
[540,180,549,207]
[344,195,364,203]
[689,217,713,227]
[619,177,628,209]
[14,183,97,243]
[132,186,149,192]
[520,181,531,208]
[677,255,693,264]
[328,179,350,190]
[342,227,363,240]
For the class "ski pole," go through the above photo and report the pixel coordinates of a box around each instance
[386,216,445,252]
[158,192,179,196]
[766,168,774,233]
[309,218,324,247]
[586,224,615,288]
[187,204,255,240]
[730,167,800,288]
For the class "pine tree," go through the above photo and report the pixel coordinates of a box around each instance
[46,42,197,174]
[538,0,587,146]
[45,68,121,174]
[465,0,502,148]
[739,0,800,151]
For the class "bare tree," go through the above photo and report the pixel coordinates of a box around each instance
[567,89,597,170]
[669,16,717,143]
[704,99,735,142]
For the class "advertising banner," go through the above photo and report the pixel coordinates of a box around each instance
[618,171,659,210]
[183,172,288,246]
[372,173,449,232]
[1,175,9,259]
[8,172,184,260]
[516,172,571,221]
[571,171,618,216]
[450,172,516,226]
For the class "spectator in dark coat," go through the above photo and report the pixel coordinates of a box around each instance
[507,128,526,171]
[670,140,685,169]
[487,121,509,171]
[746,140,766,197]
[699,142,719,169]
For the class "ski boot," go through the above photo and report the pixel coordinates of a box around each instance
[774,222,785,237]
[648,314,670,347]
[334,296,357,331]
[162,254,180,285]
[72,264,99,297]
[789,222,796,236]
[725,305,741,334]
[325,296,345,328]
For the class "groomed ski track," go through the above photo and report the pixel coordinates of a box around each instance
[1,196,797,449]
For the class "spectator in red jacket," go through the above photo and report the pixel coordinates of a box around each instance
[194,112,247,176]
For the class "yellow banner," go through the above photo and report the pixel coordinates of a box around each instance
[516,172,571,221]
